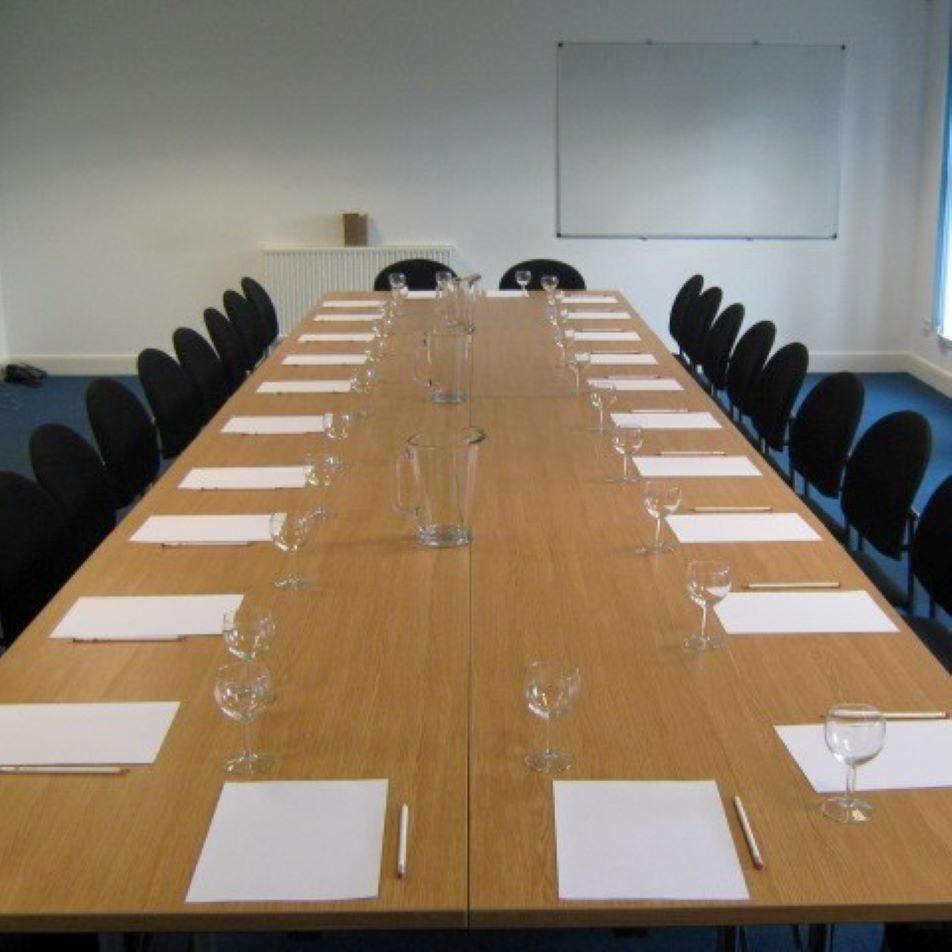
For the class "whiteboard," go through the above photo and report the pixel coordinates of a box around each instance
[556,42,845,239]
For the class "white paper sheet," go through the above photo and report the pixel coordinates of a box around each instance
[590,378,682,391]
[589,356,658,368]
[564,310,631,320]
[187,780,389,903]
[223,416,325,435]
[715,590,899,635]
[406,290,436,299]
[776,721,952,791]
[633,456,761,478]
[50,595,243,641]
[180,467,307,491]
[589,353,659,366]
[312,314,380,323]
[0,702,179,765]
[612,411,721,430]
[574,331,640,342]
[130,515,274,544]
[553,780,749,901]
[258,381,352,394]
[300,333,375,343]
[321,299,384,308]
[284,351,368,364]
[667,512,821,544]
[485,290,523,298]
[561,294,619,304]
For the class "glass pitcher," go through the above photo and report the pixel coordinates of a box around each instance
[414,324,474,405]
[393,427,487,547]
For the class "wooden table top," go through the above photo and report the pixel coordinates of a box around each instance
[0,290,949,931]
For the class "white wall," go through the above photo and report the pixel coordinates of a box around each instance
[0,0,941,375]
[0,267,8,364]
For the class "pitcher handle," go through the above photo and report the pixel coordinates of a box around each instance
[393,448,418,517]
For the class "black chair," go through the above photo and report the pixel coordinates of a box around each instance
[788,372,864,497]
[698,303,744,395]
[29,424,115,563]
[223,289,268,365]
[85,378,160,508]
[0,472,79,645]
[173,327,230,422]
[668,274,704,356]
[747,342,809,455]
[907,476,952,668]
[204,307,252,387]
[137,348,205,459]
[678,286,722,369]
[373,259,456,292]
[241,276,280,347]
[498,259,586,291]
[724,320,776,419]
[812,411,932,607]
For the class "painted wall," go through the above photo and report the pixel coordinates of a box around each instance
[0,268,8,364]
[0,0,941,376]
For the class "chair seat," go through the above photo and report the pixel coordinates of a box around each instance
[908,615,952,673]
[850,549,909,609]
[802,495,848,543]
[885,922,952,952]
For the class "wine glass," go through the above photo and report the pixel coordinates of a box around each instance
[388,273,408,313]
[324,411,353,467]
[523,661,581,773]
[515,270,532,296]
[611,422,644,482]
[822,705,886,823]
[554,327,575,368]
[639,480,682,553]
[214,661,275,775]
[435,270,454,294]
[269,510,310,589]
[566,349,591,395]
[222,606,276,661]
[303,451,335,519]
[683,561,731,651]
[587,381,616,433]
[540,274,559,305]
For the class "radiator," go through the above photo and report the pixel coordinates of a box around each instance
[263,246,455,335]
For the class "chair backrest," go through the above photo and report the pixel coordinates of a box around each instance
[204,307,252,386]
[498,259,586,291]
[912,475,952,615]
[85,378,160,508]
[699,303,744,392]
[173,327,230,423]
[137,348,205,459]
[842,410,932,558]
[680,286,722,367]
[241,276,280,345]
[669,274,704,346]
[789,372,865,498]
[725,320,777,415]
[0,472,79,645]
[29,423,115,563]
[223,289,268,364]
[748,342,809,453]
[373,258,457,292]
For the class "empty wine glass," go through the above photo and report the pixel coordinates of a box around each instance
[303,451,335,519]
[588,381,616,433]
[222,606,276,661]
[566,349,591,395]
[822,705,886,823]
[515,270,532,296]
[683,561,731,651]
[214,661,275,775]
[269,510,310,589]
[540,274,559,304]
[554,327,575,368]
[324,411,353,467]
[435,270,454,294]
[523,661,581,773]
[611,422,644,482]
[639,480,682,554]
[388,273,408,313]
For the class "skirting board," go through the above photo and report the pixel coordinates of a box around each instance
[8,350,952,396]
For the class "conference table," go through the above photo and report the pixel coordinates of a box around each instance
[0,290,950,937]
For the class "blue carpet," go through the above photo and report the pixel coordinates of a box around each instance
[0,371,945,951]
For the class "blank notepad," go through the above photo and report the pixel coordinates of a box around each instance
[666,512,820,544]
[179,467,306,491]
[589,353,660,366]
[574,331,640,342]
[553,780,748,900]
[0,702,179,765]
[633,456,761,478]
[312,314,380,323]
[715,590,898,635]
[187,780,389,903]
[300,332,375,343]
[284,351,368,363]
[50,594,242,641]
[130,515,274,545]
[563,311,631,321]
[612,411,720,430]
[320,299,384,308]
[223,416,325,435]
[561,294,619,304]
[257,381,352,394]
